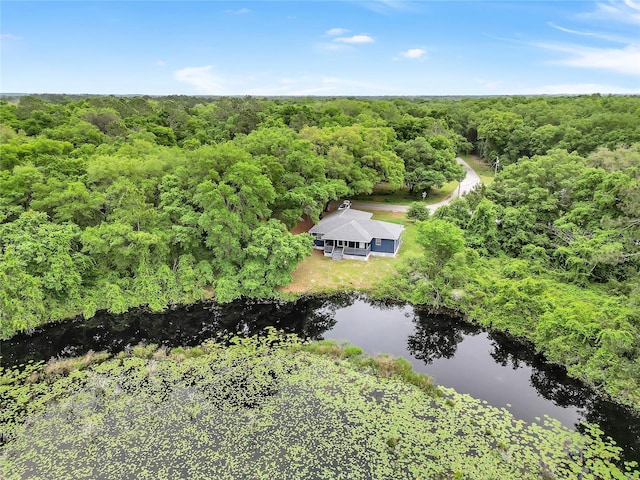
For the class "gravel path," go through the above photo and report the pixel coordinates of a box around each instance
[350,157,481,213]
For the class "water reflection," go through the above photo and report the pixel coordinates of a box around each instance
[408,310,481,364]
[409,307,638,458]
[0,296,347,366]
[0,294,637,461]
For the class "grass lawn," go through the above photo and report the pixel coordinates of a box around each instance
[282,211,421,295]
[462,154,495,185]
[351,180,458,206]
[425,180,457,203]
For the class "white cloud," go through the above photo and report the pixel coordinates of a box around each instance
[325,28,349,36]
[174,65,225,94]
[581,0,640,25]
[316,30,373,53]
[535,42,640,75]
[397,48,427,60]
[225,8,251,14]
[155,60,167,67]
[547,22,599,37]
[547,21,631,44]
[245,76,331,96]
[245,76,391,96]
[314,42,350,53]
[333,34,374,44]
[359,1,418,14]
[523,83,640,95]
[1,33,22,52]
[530,2,640,76]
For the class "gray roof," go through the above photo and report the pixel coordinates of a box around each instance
[309,208,403,242]
[309,209,371,234]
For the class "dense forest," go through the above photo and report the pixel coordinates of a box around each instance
[1,94,639,409]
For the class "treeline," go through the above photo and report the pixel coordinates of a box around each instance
[385,144,640,408]
[1,94,639,350]
[443,95,640,164]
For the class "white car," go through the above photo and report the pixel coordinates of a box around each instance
[338,200,352,210]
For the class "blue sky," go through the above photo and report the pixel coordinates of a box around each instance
[1,1,639,95]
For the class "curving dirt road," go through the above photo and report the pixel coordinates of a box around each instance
[350,157,481,213]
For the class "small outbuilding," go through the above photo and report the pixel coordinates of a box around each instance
[309,206,403,260]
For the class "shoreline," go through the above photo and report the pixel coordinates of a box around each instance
[3,290,639,417]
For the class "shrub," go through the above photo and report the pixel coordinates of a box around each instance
[407,202,430,221]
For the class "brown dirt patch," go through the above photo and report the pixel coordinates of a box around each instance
[291,214,315,234]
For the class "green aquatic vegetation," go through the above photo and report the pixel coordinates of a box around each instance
[131,343,158,359]
[303,340,440,396]
[1,333,637,479]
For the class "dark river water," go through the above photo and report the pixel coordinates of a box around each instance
[1,294,638,461]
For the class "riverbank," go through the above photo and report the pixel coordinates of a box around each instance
[2,335,636,479]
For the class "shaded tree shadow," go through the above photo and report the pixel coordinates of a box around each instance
[407,308,481,364]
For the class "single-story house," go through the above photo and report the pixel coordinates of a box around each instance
[309,206,403,260]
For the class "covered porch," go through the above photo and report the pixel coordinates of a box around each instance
[323,240,371,260]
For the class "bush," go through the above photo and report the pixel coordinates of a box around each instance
[407,202,430,221]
